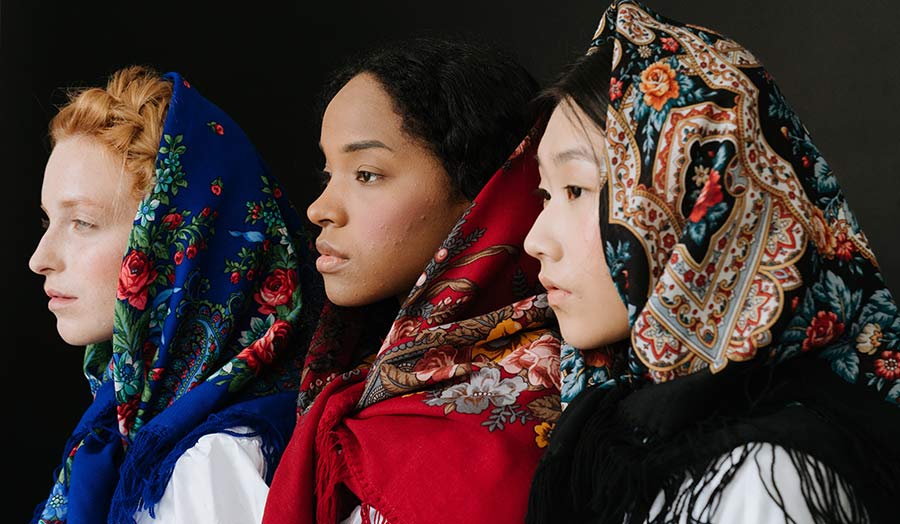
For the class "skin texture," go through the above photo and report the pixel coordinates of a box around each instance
[30,135,138,346]
[309,73,471,307]
[525,101,630,350]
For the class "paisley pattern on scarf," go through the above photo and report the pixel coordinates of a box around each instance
[563,1,900,404]
[35,73,319,524]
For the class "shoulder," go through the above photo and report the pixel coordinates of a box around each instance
[705,443,860,524]
[649,443,861,524]
[133,427,269,524]
[182,427,268,472]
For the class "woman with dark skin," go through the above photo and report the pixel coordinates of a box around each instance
[264,39,564,523]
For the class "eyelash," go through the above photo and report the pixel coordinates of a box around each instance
[534,186,584,202]
[565,186,583,199]
[73,219,94,230]
[39,218,95,231]
[317,170,382,186]
[356,170,381,184]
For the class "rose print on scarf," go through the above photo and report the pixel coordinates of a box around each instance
[413,345,463,382]
[627,54,715,165]
[236,319,292,374]
[500,334,561,389]
[254,268,297,314]
[639,61,680,111]
[117,250,158,310]
[802,311,845,352]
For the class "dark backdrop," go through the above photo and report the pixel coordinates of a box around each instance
[4,0,898,519]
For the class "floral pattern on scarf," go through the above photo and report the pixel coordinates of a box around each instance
[562,0,900,406]
[36,73,319,524]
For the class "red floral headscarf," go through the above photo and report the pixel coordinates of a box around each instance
[264,137,563,524]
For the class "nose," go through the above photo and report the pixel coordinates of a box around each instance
[29,225,62,276]
[524,207,562,263]
[306,177,347,228]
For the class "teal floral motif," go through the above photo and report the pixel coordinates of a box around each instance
[154,134,188,197]
[559,344,617,406]
[238,314,275,347]
[134,198,160,227]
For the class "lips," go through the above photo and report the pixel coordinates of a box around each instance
[539,274,571,307]
[45,287,77,310]
[315,239,350,274]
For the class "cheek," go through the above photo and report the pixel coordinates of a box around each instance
[82,230,131,299]
[356,199,421,253]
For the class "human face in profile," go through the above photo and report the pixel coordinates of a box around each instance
[309,73,471,307]
[30,136,137,346]
[525,101,629,350]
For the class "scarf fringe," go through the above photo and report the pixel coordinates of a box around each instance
[314,424,350,524]
[108,409,288,524]
[527,378,895,524]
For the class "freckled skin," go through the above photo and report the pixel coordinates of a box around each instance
[308,73,471,307]
[524,102,630,350]
[30,136,139,346]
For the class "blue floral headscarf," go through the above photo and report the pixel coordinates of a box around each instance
[34,72,320,524]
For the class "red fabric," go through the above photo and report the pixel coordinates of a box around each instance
[264,138,559,523]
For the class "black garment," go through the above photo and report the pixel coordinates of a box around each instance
[528,356,900,523]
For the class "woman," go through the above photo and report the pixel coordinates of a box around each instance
[264,39,561,523]
[524,2,900,522]
[30,66,319,523]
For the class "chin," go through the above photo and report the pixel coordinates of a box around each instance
[57,320,111,347]
[324,281,400,308]
[324,285,372,308]
[558,323,603,351]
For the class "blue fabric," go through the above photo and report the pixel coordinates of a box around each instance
[34,72,320,524]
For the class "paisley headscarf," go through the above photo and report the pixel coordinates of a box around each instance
[33,72,321,524]
[265,137,563,524]
[528,2,900,523]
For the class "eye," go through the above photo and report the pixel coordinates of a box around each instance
[564,185,584,200]
[72,219,94,231]
[40,216,50,230]
[356,170,381,184]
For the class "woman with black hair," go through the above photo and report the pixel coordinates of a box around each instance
[265,38,563,523]
[524,2,900,522]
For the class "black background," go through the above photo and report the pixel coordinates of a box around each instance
[4,0,899,519]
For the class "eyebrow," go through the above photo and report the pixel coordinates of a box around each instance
[342,140,394,153]
[536,146,598,169]
[40,198,105,213]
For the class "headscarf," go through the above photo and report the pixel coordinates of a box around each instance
[264,137,562,524]
[528,2,900,523]
[33,72,321,524]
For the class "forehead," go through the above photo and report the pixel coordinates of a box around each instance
[538,102,606,163]
[320,73,410,152]
[43,136,125,207]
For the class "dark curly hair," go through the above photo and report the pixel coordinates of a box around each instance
[317,37,538,201]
